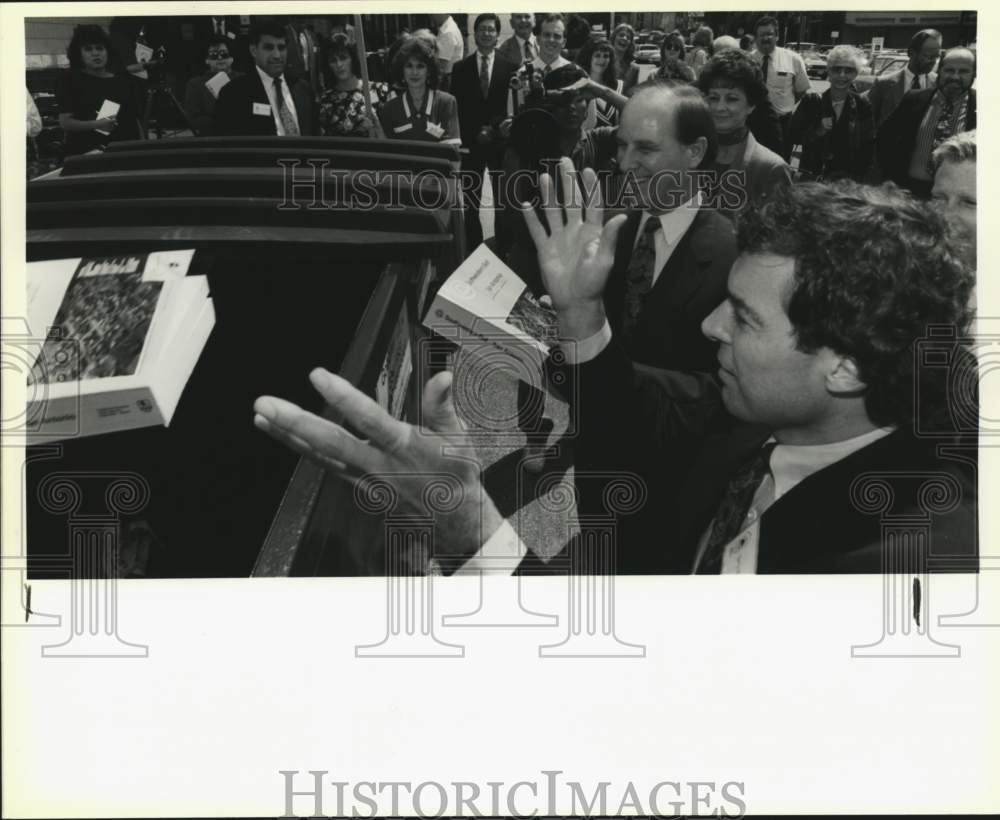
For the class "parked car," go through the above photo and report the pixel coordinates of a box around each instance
[785,41,817,53]
[634,44,661,64]
[852,51,909,92]
[803,50,828,79]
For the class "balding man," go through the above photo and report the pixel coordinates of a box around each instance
[498,12,537,65]
[604,82,737,372]
[877,46,976,197]
[868,29,941,127]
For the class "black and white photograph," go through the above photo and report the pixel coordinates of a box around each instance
[3,3,996,818]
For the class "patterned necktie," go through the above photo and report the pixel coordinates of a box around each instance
[621,217,660,336]
[928,94,958,171]
[760,54,770,82]
[911,73,921,90]
[480,55,490,99]
[272,76,300,136]
[524,39,533,62]
[696,443,777,574]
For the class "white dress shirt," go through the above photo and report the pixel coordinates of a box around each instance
[904,66,930,90]
[255,64,300,136]
[690,426,896,573]
[476,49,495,85]
[436,16,464,70]
[634,196,701,288]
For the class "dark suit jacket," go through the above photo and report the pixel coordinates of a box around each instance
[867,68,936,127]
[876,88,976,186]
[497,35,531,67]
[528,341,978,575]
[793,89,875,181]
[215,70,316,136]
[451,52,518,165]
[605,207,737,372]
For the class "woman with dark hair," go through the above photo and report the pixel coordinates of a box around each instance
[696,49,791,217]
[183,35,243,136]
[378,38,460,143]
[56,23,142,155]
[610,23,640,93]
[791,46,874,182]
[575,38,624,128]
[317,33,389,137]
[652,31,696,83]
[686,25,714,74]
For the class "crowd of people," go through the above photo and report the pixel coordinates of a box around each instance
[47,14,980,575]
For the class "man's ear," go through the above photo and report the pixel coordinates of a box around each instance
[686,136,708,168]
[825,354,867,394]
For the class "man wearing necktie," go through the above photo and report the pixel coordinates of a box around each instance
[868,29,942,127]
[451,13,519,249]
[607,84,737,373]
[531,13,570,75]
[753,15,810,161]
[215,21,315,136]
[253,162,976,575]
[876,46,976,198]
[497,12,538,66]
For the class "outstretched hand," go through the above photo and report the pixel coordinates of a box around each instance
[520,157,626,341]
[253,368,504,559]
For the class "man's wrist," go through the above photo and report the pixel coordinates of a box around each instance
[557,301,607,342]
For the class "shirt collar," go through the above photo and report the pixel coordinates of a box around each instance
[769,426,896,500]
[904,66,922,88]
[639,191,702,245]
[255,64,283,87]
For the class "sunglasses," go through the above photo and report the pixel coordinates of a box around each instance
[207,51,231,59]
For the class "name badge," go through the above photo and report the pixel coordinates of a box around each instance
[426,121,445,139]
[226,31,236,39]
[393,123,413,133]
[253,102,272,116]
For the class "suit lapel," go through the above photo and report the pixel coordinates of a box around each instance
[651,209,709,305]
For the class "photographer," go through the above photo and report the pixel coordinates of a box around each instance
[57,24,143,156]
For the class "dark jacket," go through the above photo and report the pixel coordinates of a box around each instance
[793,89,875,181]
[215,69,316,136]
[450,51,518,164]
[532,340,977,575]
[604,207,737,372]
[876,87,976,186]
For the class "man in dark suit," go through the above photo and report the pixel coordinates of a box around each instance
[252,161,976,576]
[451,13,519,250]
[867,29,941,128]
[876,46,976,197]
[215,20,315,136]
[606,82,737,372]
[497,12,536,66]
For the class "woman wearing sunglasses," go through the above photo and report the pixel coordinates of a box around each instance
[183,35,243,136]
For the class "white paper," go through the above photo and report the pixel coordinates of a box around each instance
[93,99,120,135]
[204,70,230,99]
[134,41,153,64]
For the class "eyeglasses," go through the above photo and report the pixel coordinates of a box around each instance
[207,51,231,59]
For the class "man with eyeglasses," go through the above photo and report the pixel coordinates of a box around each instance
[183,36,244,136]
[451,13,520,249]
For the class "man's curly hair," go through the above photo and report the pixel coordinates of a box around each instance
[738,181,974,429]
